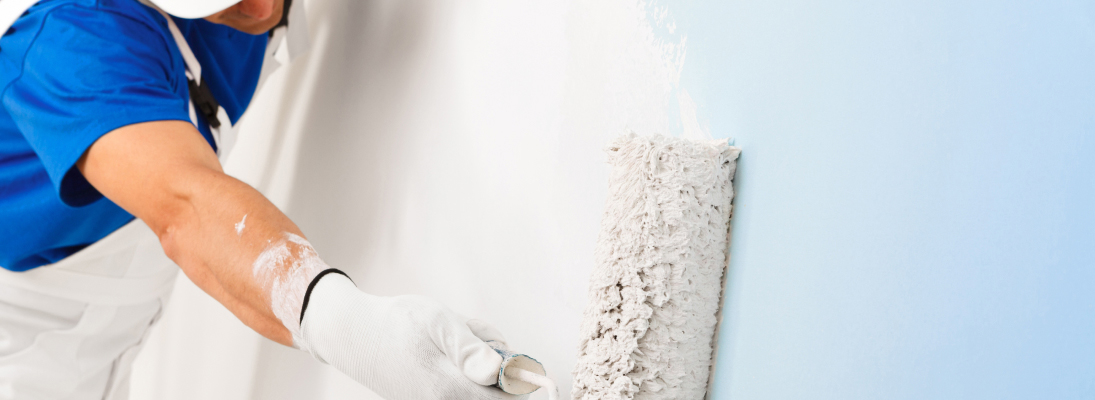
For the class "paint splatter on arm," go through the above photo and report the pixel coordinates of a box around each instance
[235,214,248,236]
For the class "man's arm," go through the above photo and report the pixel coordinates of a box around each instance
[76,121,520,400]
[77,120,295,345]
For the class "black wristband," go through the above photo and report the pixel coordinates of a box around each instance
[299,268,354,325]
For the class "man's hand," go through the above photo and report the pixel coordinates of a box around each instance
[301,273,521,400]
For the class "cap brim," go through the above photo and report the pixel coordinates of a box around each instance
[148,0,241,19]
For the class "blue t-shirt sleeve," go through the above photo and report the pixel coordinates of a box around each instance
[1,5,190,207]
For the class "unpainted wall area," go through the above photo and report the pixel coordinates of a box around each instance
[700,1,1095,399]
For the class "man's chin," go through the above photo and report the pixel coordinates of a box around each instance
[237,23,278,35]
[205,9,284,35]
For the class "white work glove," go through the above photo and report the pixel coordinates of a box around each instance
[298,272,525,400]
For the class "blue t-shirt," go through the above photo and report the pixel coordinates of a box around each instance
[0,0,268,271]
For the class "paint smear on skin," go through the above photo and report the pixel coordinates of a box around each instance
[235,214,248,236]
[252,232,325,349]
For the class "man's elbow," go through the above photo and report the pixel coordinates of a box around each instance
[146,166,225,262]
[151,189,197,263]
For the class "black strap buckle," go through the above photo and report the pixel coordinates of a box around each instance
[187,77,221,129]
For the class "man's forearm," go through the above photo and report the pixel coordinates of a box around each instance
[78,120,310,346]
[159,172,307,345]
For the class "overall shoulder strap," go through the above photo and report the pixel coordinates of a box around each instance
[148,6,224,132]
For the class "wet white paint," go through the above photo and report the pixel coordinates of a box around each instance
[251,232,325,348]
[131,0,700,399]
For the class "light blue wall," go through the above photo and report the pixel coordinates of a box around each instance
[679,1,1095,399]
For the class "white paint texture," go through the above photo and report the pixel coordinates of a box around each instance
[252,233,325,347]
[572,135,739,400]
[235,214,247,236]
[130,0,700,399]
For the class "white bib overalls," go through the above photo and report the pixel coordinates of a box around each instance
[0,0,308,398]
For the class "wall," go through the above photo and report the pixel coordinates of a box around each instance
[699,1,1095,399]
[131,0,690,399]
[129,0,1095,399]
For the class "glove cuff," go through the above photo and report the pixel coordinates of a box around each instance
[299,268,354,325]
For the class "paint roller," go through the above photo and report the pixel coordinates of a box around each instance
[489,134,739,400]
[573,134,741,400]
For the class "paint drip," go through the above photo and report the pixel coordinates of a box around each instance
[572,133,740,400]
[252,232,325,349]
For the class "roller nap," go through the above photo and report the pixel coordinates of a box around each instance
[572,134,740,400]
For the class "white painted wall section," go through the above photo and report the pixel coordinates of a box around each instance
[131,0,699,399]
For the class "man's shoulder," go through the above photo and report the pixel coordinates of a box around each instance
[34,0,160,17]
[0,0,174,84]
[25,0,168,37]
[0,0,182,103]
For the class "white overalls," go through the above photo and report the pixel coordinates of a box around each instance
[0,0,308,398]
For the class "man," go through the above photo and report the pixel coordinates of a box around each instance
[0,0,521,399]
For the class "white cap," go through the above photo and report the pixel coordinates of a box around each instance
[147,0,241,19]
